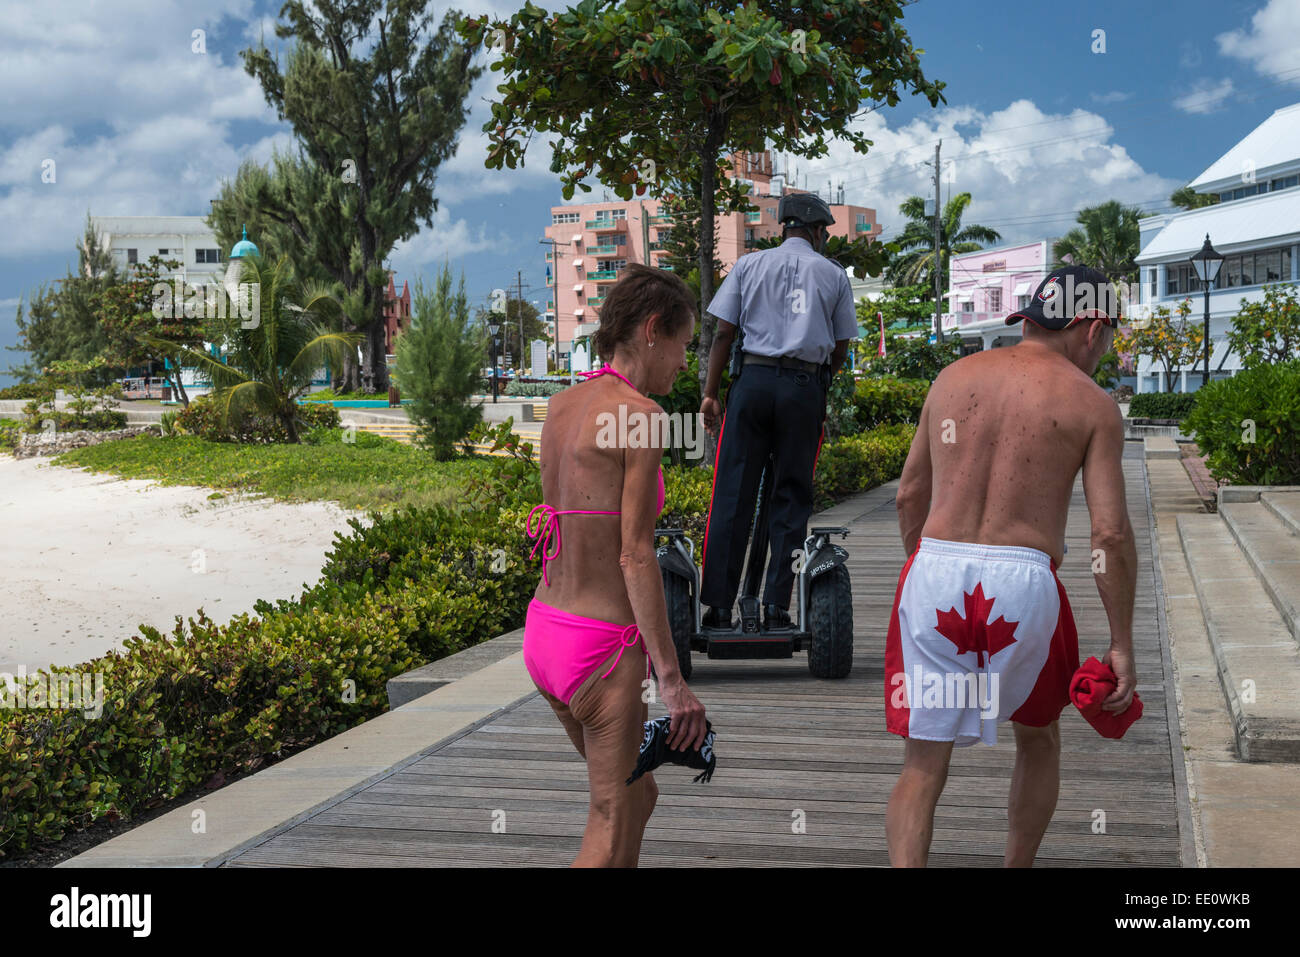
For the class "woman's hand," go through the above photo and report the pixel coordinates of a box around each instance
[659,672,708,751]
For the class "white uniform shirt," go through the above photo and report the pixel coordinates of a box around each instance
[705,236,857,364]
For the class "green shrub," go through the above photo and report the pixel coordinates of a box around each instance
[1183,359,1300,486]
[174,395,339,443]
[813,423,917,511]
[0,419,21,450]
[0,383,52,401]
[503,379,568,397]
[21,407,127,433]
[854,376,929,430]
[1128,392,1198,421]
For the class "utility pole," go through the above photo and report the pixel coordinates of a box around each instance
[932,141,944,345]
[517,269,524,370]
[641,200,650,265]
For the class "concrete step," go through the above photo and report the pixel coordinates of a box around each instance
[1220,501,1300,644]
[1178,513,1300,761]
[1263,491,1300,537]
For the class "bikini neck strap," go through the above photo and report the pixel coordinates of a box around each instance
[579,363,641,394]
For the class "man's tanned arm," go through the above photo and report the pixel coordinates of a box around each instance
[896,400,933,555]
[1080,398,1138,711]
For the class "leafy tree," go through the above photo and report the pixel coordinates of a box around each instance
[1092,350,1120,389]
[241,0,482,394]
[458,0,943,403]
[861,333,960,380]
[394,265,485,459]
[1225,282,1300,370]
[8,214,120,384]
[1170,185,1219,211]
[96,255,207,405]
[1051,199,1142,283]
[161,255,360,443]
[472,296,548,368]
[1115,298,1203,393]
[887,193,1000,292]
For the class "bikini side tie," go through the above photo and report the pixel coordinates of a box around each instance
[600,623,648,681]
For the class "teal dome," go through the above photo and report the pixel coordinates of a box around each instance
[229,224,259,259]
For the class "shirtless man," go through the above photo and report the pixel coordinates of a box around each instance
[884,265,1139,867]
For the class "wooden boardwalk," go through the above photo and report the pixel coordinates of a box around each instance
[227,444,1186,867]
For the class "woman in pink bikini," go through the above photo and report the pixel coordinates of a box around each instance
[524,263,709,867]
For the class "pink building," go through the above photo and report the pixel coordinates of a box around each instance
[543,150,882,368]
[942,240,1058,350]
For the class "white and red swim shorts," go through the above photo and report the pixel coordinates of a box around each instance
[885,537,1080,746]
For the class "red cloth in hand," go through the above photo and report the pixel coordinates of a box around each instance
[1070,656,1143,739]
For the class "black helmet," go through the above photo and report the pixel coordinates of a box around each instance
[778,192,835,229]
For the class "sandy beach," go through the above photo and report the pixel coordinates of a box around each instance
[0,457,361,674]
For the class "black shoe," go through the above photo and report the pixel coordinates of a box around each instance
[702,606,734,630]
[763,604,792,629]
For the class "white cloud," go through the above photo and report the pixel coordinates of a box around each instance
[1217,0,1300,82]
[389,204,513,276]
[1173,78,1236,114]
[775,99,1180,249]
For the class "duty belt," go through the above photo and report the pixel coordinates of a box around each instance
[741,352,823,375]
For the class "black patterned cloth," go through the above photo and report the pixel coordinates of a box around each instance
[625,716,716,785]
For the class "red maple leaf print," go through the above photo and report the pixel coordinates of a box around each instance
[933,583,1019,667]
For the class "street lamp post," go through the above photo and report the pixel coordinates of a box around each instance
[1188,233,1224,390]
[488,323,500,403]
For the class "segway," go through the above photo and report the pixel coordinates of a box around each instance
[655,459,854,679]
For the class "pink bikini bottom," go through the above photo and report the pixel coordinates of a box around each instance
[523,598,649,706]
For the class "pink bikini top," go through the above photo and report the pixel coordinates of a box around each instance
[526,364,666,586]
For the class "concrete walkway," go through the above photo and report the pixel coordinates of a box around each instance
[1148,455,1300,865]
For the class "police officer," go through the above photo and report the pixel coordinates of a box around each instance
[698,193,857,629]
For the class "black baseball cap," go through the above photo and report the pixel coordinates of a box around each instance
[1004,265,1121,329]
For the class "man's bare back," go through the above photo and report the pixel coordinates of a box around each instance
[900,340,1120,568]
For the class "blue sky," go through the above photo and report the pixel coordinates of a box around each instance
[2,0,1298,386]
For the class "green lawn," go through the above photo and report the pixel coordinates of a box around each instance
[53,431,495,512]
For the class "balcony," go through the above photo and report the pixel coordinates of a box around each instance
[588,269,619,282]
[586,219,623,231]
[589,244,620,255]
[648,242,665,251]
[855,223,875,232]
[588,295,606,307]
[544,251,553,260]
[745,211,761,222]
[649,215,673,224]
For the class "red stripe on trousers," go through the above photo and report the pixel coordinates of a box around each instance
[701,411,727,565]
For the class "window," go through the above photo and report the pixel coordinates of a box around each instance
[1240,253,1254,286]
[1017,294,1031,311]
[1223,255,1242,288]
[611,234,626,246]
[961,300,975,313]
[1258,249,1282,283]
[601,259,627,270]
[1270,174,1299,191]
[552,211,580,224]
[126,248,138,264]
[158,248,169,255]
[987,288,1001,312]
[196,248,220,264]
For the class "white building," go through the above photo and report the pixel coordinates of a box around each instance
[90,216,225,284]
[1134,102,1300,393]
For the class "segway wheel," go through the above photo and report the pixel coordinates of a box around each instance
[662,567,693,680]
[807,564,853,679]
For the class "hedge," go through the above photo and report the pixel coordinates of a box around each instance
[1183,359,1300,486]
[0,383,52,401]
[1128,392,1199,421]
[0,421,917,856]
[854,376,929,430]
[175,395,340,443]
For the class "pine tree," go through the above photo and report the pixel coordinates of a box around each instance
[393,264,485,460]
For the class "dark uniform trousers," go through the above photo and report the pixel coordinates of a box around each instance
[701,363,825,611]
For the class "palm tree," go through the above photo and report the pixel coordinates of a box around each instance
[887,192,1002,294]
[1052,200,1143,283]
[159,254,360,442]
